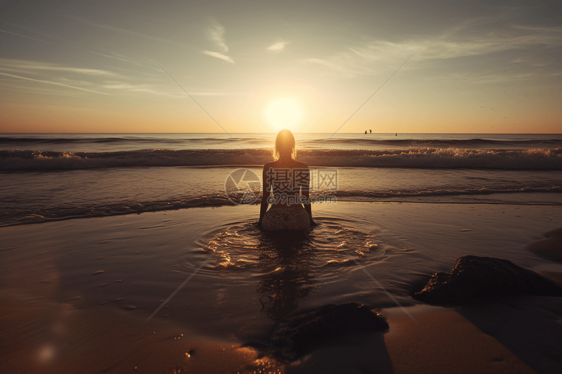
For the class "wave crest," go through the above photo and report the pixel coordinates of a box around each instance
[1,148,561,171]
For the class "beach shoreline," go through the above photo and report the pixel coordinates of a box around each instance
[1,202,561,373]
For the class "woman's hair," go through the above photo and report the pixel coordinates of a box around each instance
[273,129,296,161]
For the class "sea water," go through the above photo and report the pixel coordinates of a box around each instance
[1,133,562,341]
[1,133,561,227]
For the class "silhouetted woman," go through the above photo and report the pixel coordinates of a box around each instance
[259,129,315,230]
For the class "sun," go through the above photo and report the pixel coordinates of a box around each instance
[266,98,302,132]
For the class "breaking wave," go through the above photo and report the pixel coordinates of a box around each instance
[1,147,561,171]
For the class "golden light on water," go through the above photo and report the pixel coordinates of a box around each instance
[37,345,55,363]
[266,98,302,133]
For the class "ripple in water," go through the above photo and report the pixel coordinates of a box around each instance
[194,219,384,320]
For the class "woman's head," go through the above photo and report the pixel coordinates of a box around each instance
[273,129,296,161]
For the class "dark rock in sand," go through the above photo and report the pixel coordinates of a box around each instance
[267,302,388,362]
[413,255,562,304]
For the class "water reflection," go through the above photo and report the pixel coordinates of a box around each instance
[255,229,316,321]
[203,219,379,323]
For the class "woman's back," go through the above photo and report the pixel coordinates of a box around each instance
[259,130,315,230]
[264,159,309,208]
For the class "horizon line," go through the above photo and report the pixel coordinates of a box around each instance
[1,132,561,135]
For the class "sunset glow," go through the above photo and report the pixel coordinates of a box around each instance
[0,1,560,133]
[1,3,562,373]
[266,98,302,133]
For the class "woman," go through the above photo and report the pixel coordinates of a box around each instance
[259,129,315,231]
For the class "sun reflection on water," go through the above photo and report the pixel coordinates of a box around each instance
[200,219,382,321]
[37,344,55,363]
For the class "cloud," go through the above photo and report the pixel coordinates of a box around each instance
[0,72,112,96]
[267,41,289,53]
[102,83,239,97]
[0,28,60,46]
[72,16,186,47]
[0,58,237,98]
[206,21,228,53]
[102,83,170,95]
[305,25,562,77]
[189,91,240,96]
[0,59,119,77]
[202,21,234,63]
[1,25,155,69]
[13,65,116,76]
[0,59,154,97]
[202,50,235,64]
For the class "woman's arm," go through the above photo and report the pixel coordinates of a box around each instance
[302,166,316,226]
[258,164,271,227]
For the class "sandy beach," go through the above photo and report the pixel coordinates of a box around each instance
[1,202,561,373]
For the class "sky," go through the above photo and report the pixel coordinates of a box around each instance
[0,0,560,133]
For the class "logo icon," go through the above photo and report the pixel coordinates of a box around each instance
[224,168,261,205]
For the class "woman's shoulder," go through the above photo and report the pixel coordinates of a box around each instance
[263,161,275,170]
[294,160,309,169]
[263,160,308,169]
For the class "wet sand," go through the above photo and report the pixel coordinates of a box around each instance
[527,228,562,262]
[1,202,561,373]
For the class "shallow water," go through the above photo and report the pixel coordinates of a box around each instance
[1,166,561,227]
[2,132,561,227]
[2,203,560,341]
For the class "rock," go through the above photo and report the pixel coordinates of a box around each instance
[527,228,562,262]
[413,255,562,304]
[266,302,388,362]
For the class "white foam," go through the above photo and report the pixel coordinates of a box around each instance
[1,147,561,171]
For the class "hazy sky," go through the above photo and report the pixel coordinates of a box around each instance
[0,0,560,133]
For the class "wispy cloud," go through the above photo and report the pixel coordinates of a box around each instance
[202,50,235,64]
[5,64,117,77]
[305,25,562,77]
[202,21,235,63]
[0,59,142,97]
[102,82,185,97]
[72,16,186,47]
[87,51,155,69]
[0,57,238,98]
[0,28,60,46]
[206,21,228,53]
[0,72,112,96]
[2,25,155,70]
[267,41,289,53]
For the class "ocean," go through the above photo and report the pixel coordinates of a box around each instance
[2,133,562,372]
[1,133,561,227]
